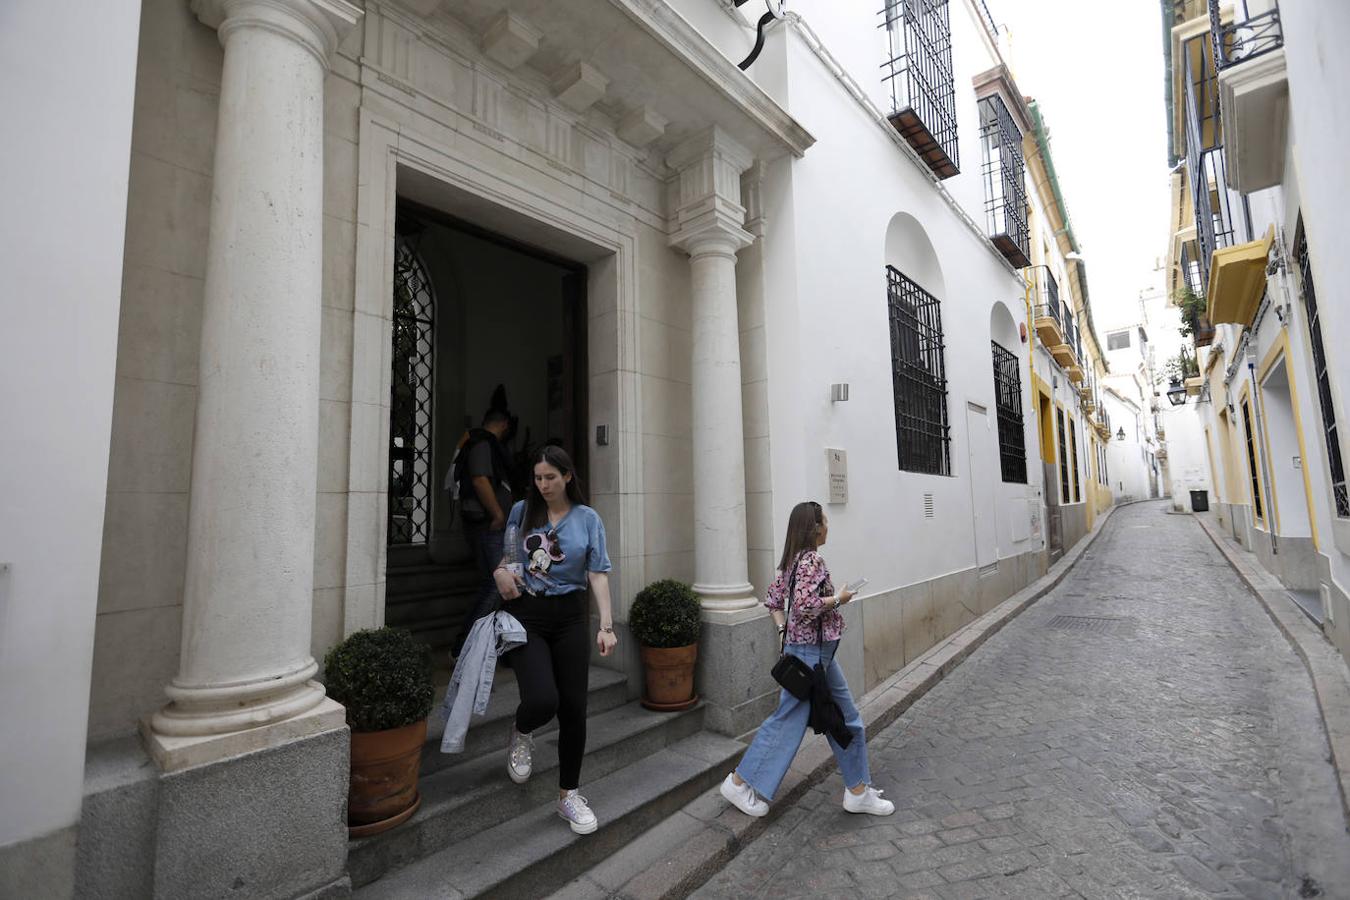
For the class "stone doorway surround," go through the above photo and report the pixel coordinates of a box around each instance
[344,112,642,635]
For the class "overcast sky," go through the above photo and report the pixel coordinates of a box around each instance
[992,0,1172,329]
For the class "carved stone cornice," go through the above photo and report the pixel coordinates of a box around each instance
[192,0,363,67]
[612,0,814,159]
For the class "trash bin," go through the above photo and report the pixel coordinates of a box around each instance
[1190,490,1209,512]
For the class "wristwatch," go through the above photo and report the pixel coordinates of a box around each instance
[599,626,615,634]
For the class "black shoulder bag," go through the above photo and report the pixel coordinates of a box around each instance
[770,555,815,700]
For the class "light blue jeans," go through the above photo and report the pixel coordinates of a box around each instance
[736,640,869,801]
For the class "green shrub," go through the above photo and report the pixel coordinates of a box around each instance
[323,627,434,733]
[629,580,702,648]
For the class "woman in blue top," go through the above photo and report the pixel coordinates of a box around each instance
[493,445,615,835]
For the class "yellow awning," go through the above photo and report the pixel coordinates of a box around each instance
[1208,227,1275,326]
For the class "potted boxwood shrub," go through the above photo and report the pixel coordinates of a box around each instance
[323,627,434,837]
[629,579,702,712]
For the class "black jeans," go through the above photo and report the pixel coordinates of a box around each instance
[453,520,505,656]
[504,591,590,790]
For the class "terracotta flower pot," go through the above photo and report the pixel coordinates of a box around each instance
[347,718,427,837]
[639,644,699,712]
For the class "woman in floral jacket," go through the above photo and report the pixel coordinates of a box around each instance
[719,500,894,817]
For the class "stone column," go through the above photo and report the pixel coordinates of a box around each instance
[148,0,360,756]
[668,128,757,612]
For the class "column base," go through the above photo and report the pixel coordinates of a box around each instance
[152,661,325,737]
[694,581,758,613]
[143,695,347,773]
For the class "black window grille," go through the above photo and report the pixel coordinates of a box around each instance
[1069,420,1081,503]
[881,0,959,178]
[979,95,1029,267]
[991,341,1027,484]
[388,231,436,545]
[1241,398,1264,521]
[888,266,951,475]
[1295,218,1348,518]
[1056,407,1070,504]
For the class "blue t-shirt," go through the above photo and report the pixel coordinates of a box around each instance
[506,501,612,596]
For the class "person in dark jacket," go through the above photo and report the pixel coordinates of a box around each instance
[450,408,514,657]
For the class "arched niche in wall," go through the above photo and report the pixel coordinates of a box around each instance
[883,211,945,302]
[989,300,1021,359]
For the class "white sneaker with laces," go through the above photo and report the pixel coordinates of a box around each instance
[720,773,769,817]
[843,785,895,816]
[506,728,533,784]
[558,790,598,834]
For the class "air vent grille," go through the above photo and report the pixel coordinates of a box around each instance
[923,493,935,518]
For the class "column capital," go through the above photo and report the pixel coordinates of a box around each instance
[192,0,363,67]
[667,126,756,256]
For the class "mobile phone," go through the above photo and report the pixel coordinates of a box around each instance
[844,578,868,594]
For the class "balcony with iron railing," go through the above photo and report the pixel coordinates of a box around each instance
[1208,0,1283,70]
[881,0,959,178]
[1208,0,1288,193]
[1181,34,1253,296]
[1028,265,1063,346]
[1063,309,1084,382]
[979,94,1030,267]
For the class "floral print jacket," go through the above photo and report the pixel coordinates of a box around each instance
[764,550,843,645]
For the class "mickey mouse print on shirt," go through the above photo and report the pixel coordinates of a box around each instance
[524,529,566,584]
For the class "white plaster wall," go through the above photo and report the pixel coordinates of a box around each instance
[1162,404,1211,507]
[0,0,141,847]
[1104,392,1152,502]
[755,15,1033,601]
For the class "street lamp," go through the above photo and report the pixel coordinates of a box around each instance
[1116,427,1126,442]
[1166,378,1188,407]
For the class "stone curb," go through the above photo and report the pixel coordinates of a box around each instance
[1192,514,1350,825]
[565,503,1125,900]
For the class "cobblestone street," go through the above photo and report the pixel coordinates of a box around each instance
[694,502,1350,899]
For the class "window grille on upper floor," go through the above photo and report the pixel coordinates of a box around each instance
[992,341,1027,484]
[979,95,1029,267]
[888,266,951,475]
[1295,217,1348,518]
[881,0,959,178]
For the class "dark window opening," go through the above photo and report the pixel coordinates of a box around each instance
[1069,420,1081,503]
[1056,407,1070,504]
[1241,399,1264,521]
[979,95,1029,267]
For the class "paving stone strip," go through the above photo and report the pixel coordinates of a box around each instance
[686,502,1350,899]
[548,505,1132,900]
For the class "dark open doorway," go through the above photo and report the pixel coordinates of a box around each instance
[386,200,588,652]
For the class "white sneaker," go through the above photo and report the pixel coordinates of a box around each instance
[843,785,895,816]
[558,790,598,834]
[507,728,533,784]
[720,773,768,817]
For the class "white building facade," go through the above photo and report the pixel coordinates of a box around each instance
[2,1,1114,895]
[1165,0,1350,662]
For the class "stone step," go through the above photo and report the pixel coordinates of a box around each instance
[387,564,479,599]
[384,589,477,629]
[349,698,709,890]
[352,730,745,899]
[421,665,629,778]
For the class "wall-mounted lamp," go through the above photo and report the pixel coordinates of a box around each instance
[1166,379,1188,407]
[1116,427,1126,442]
[831,383,850,403]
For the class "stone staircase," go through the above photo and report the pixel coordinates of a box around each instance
[385,563,480,650]
[351,665,745,899]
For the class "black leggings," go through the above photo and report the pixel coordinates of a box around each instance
[505,591,590,790]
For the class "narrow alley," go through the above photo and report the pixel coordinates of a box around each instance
[695,502,1350,899]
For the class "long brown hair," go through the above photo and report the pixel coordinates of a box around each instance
[777,501,823,573]
[523,445,587,529]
